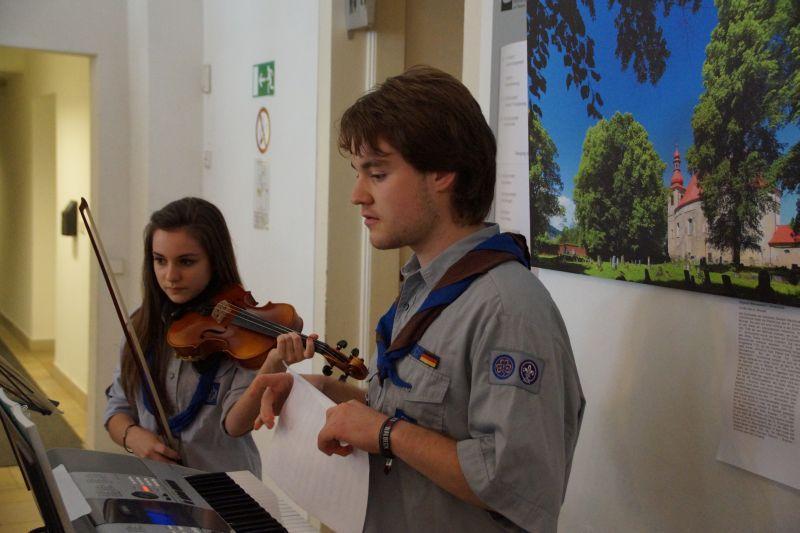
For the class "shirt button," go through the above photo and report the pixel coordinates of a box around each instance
[400,302,410,311]
[169,372,175,380]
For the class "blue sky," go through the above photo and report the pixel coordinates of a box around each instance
[533,2,800,229]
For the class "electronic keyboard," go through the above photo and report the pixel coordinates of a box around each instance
[47,448,316,533]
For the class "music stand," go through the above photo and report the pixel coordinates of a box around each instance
[0,354,61,415]
[0,388,75,533]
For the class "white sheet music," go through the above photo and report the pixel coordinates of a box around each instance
[51,464,91,521]
[264,369,369,533]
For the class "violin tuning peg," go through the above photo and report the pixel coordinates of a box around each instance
[336,339,348,350]
[350,348,360,358]
[322,365,333,376]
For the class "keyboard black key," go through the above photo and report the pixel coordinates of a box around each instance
[185,472,287,533]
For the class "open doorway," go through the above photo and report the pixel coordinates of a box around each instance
[0,46,92,453]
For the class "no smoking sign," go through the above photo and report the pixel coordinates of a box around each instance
[255,107,271,154]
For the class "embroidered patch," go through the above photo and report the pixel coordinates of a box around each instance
[419,352,439,369]
[488,350,545,394]
[492,354,515,379]
[205,382,220,405]
[410,344,440,369]
[519,359,539,385]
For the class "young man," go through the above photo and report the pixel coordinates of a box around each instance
[253,66,585,532]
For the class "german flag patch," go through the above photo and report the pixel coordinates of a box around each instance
[410,344,440,369]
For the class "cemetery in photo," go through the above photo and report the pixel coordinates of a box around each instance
[527,1,800,307]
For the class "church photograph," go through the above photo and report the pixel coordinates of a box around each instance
[527,1,800,307]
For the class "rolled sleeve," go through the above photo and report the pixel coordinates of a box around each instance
[218,362,257,433]
[103,348,137,428]
[456,311,570,533]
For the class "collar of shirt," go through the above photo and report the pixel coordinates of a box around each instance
[400,223,500,290]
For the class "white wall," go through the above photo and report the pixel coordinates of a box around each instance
[27,51,92,389]
[202,0,318,331]
[463,3,800,531]
[0,0,132,450]
[543,270,800,532]
[0,47,90,375]
[0,52,34,338]
[202,0,320,458]
[30,92,56,342]
[126,0,204,305]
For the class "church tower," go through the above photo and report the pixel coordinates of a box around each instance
[669,146,685,207]
[667,146,686,260]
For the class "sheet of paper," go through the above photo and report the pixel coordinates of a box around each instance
[494,40,530,245]
[717,302,800,489]
[264,369,369,533]
[51,464,91,521]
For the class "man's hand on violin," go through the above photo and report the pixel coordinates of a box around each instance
[126,425,181,464]
[318,400,387,456]
[260,332,317,374]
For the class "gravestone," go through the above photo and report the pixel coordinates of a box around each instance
[756,269,775,301]
[722,274,736,296]
[702,268,712,288]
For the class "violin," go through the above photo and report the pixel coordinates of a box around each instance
[166,284,368,380]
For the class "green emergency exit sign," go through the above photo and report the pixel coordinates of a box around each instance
[252,61,275,97]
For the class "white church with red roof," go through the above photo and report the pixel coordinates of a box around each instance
[667,148,800,268]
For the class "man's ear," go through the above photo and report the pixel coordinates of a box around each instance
[431,170,456,193]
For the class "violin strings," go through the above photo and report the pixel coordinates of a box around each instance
[210,301,347,361]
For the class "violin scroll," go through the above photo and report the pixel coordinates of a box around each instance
[322,342,367,382]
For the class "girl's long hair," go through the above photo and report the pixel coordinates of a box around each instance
[120,197,242,409]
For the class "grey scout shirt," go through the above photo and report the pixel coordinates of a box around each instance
[104,348,262,477]
[364,224,585,533]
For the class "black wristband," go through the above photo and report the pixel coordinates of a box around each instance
[122,423,138,454]
[379,416,400,459]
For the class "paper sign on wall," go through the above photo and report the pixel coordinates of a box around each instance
[717,301,800,489]
[494,40,530,245]
[254,159,270,230]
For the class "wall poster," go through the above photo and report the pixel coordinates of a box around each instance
[717,301,800,489]
[526,0,800,307]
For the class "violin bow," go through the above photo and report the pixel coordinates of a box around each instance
[79,198,179,453]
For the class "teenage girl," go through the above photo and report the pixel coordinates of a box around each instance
[104,197,312,476]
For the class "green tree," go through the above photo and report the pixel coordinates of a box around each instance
[526,0,700,259]
[527,0,701,119]
[574,112,667,260]
[687,0,782,265]
[529,113,563,254]
[559,225,582,245]
[766,0,800,230]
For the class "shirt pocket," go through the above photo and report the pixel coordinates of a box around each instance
[400,358,450,433]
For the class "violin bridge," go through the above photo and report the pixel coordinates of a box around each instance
[211,301,230,324]
[175,351,206,363]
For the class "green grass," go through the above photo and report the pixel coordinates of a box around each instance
[534,255,800,307]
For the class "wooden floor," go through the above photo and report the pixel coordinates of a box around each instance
[0,325,87,533]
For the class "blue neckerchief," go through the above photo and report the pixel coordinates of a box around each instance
[375,232,530,389]
[142,351,222,435]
